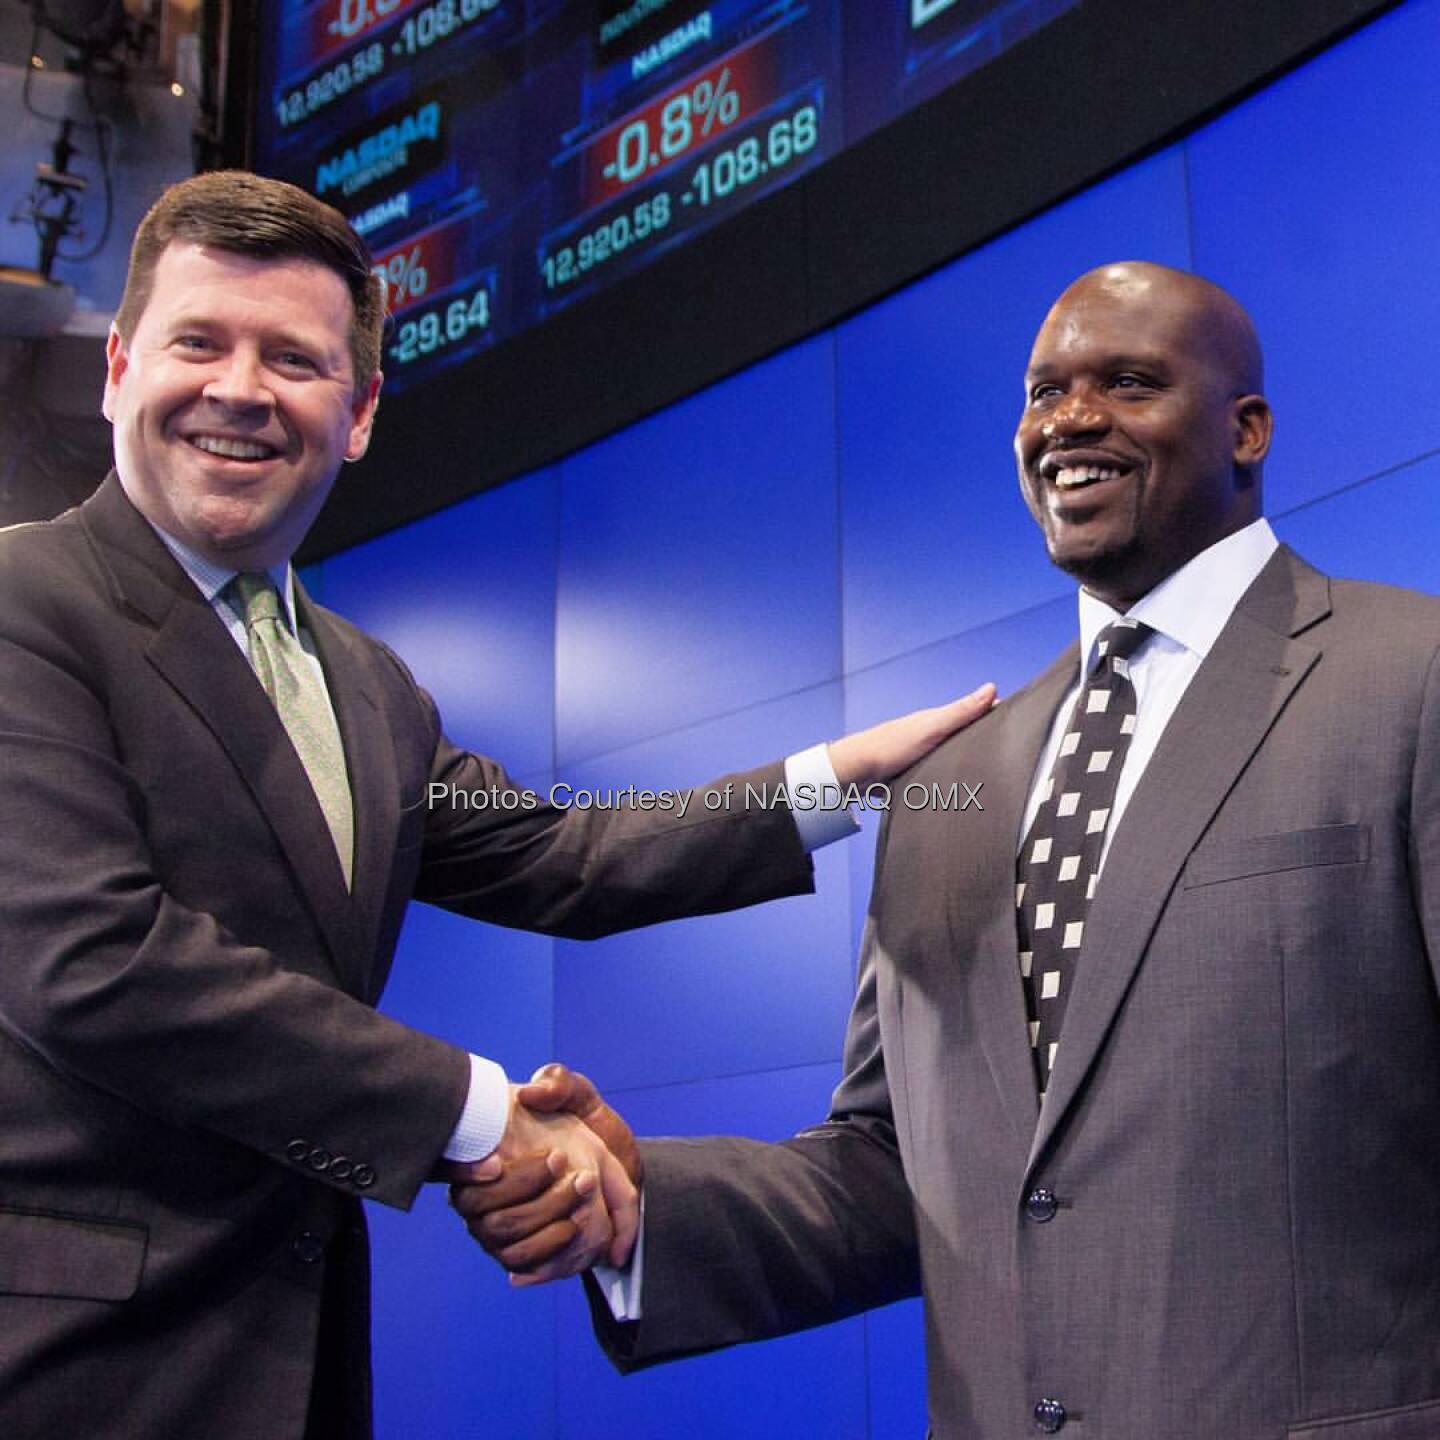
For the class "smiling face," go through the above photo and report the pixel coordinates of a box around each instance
[1014,263,1271,609]
[103,240,381,572]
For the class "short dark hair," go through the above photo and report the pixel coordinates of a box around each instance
[115,170,385,383]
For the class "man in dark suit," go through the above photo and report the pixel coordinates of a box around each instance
[460,261,1440,1439]
[0,170,991,1439]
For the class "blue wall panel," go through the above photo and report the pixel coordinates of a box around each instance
[318,467,559,775]
[556,1298,868,1440]
[553,684,853,1090]
[371,1193,557,1440]
[369,908,558,1438]
[555,332,842,766]
[835,146,1191,674]
[866,1299,929,1440]
[1274,456,1440,594]
[377,901,554,1073]
[1187,0,1440,514]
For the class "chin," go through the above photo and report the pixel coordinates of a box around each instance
[190,497,281,545]
[183,518,281,568]
[1049,535,1144,599]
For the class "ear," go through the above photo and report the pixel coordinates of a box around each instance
[102,326,128,423]
[1231,393,1273,468]
[345,370,383,462]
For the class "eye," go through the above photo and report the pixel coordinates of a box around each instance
[273,350,318,373]
[1029,382,1063,405]
[1110,372,1159,393]
[173,334,215,354]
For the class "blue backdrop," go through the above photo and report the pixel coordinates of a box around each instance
[306,2,1440,1432]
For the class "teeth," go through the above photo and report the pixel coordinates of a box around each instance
[1054,464,1121,489]
[190,436,274,460]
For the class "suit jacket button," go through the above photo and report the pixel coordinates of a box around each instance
[351,1164,376,1189]
[307,1147,332,1172]
[286,1139,311,1163]
[1033,1397,1067,1432]
[329,1156,354,1182]
[292,1232,326,1265]
[1024,1188,1058,1223]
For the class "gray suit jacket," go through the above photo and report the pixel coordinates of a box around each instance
[0,476,814,1439]
[595,547,1440,1440]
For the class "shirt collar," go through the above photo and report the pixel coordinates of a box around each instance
[1076,517,1279,673]
[147,521,298,632]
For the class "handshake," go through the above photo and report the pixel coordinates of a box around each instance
[439,1065,640,1284]
[430,685,1004,1282]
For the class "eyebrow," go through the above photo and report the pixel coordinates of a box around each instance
[1025,352,1171,381]
[162,312,220,333]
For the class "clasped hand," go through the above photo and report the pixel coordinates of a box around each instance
[441,1068,640,1285]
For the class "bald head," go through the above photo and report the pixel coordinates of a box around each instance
[1058,262,1264,394]
[1014,262,1274,609]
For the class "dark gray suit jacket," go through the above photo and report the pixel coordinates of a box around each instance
[595,547,1440,1440]
[0,476,813,1439]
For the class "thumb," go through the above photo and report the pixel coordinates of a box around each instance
[516,1062,597,1115]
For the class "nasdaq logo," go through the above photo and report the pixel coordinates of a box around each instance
[316,100,443,201]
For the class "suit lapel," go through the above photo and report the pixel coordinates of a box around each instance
[79,477,366,990]
[953,645,1079,1145]
[1025,549,1331,1173]
[300,587,400,999]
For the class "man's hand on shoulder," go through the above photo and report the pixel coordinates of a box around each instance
[828,682,996,787]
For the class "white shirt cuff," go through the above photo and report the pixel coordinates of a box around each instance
[441,1053,510,1162]
[784,743,861,851]
[593,1191,646,1320]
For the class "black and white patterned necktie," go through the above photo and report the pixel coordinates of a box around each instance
[1017,618,1153,1094]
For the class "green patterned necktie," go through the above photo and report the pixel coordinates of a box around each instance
[230,572,354,888]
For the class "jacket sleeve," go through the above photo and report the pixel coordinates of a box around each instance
[586,905,921,1369]
[416,734,816,938]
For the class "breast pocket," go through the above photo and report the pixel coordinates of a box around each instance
[1182,823,1370,889]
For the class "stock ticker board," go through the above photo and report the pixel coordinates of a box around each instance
[254,0,1079,394]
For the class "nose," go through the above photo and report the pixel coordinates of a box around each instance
[1040,390,1110,441]
[202,347,273,411]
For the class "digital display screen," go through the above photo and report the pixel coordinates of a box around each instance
[251,0,1080,394]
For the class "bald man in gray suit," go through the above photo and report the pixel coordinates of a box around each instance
[459,262,1440,1440]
